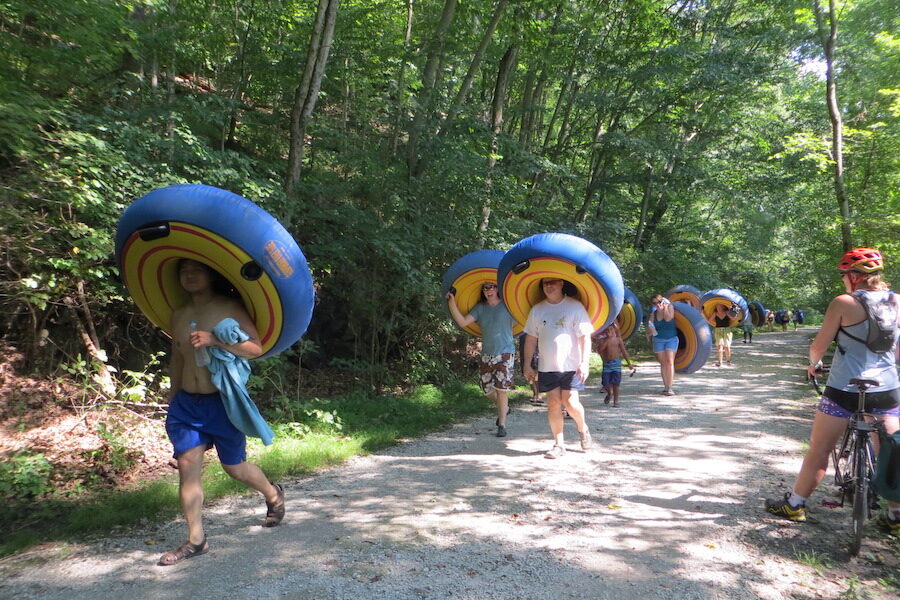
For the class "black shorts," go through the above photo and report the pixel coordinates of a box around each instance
[538,371,584,393]
[823,386,900,412]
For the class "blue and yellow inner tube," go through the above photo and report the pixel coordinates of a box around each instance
[748,301,766,327]
[497,233,624,333]
[665,284,702,309]
[672,303,712,374]
[616,287,643,341]
[114,184,315,359]
[700,288,748,327]
[440,249,523,337]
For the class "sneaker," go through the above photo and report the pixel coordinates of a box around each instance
[663,389,675,396]
[880,513,900,535]
[580,431,594,450]
[496,425,507,438]
[765,492,807,522]
[544,444,566,459]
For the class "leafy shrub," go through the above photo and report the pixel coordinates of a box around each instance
[0,453,54,499]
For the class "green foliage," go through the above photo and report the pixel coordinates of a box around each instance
[0,0,897,393]
[0,452,54,500]
[83,421,143,477]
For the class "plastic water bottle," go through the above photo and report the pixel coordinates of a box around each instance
[189,321,210,367]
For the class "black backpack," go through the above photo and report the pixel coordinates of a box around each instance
[874,431,900,502]
[839,290,899,353]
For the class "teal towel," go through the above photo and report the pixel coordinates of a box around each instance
[208,318,275,446]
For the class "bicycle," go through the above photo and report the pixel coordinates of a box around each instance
[810,372,886,556]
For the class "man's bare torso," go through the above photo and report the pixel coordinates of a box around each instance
[172,297,248,394]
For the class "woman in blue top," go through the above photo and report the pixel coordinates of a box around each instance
[766,247,900,531]
[447,281,517,437]
[647,294,678,396]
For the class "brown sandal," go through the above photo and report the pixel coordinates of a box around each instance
[157,537,209,566]
[264,483,285,527]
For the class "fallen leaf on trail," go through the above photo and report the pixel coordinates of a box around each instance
[144,540,158,546]
[820,499,840,508]
[607,504,622,510]
[705,543,717,549]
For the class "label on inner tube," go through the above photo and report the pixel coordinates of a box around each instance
[264,240,295,278]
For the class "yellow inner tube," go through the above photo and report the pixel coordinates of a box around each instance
[673,311,698,371]
[668,291,700,309]
[449,267,523,337]
[701,297,741,327]
[617,304,638,339]
[119,222,284,355]
[501,257,610,332]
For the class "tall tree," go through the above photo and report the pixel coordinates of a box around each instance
[811,0,852,250]
[285,0,339,194]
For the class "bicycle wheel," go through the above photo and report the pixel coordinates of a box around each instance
[849,438,869,556]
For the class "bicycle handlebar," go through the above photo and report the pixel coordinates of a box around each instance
[808,365,830,395]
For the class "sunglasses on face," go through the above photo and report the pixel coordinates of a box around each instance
[482,284,497,290]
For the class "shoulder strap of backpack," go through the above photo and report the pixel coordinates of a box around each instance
[835,291,868,350]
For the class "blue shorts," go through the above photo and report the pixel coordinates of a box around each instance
[538,371,584,393]
[165,390,247,466]
[653,336,679,353]
[601,369,622,386]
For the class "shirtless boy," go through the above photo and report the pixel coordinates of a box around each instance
[598,322,635,407]
[158,259,284,566]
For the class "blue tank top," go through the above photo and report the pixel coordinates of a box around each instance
[827,290,899,393]
[653,313,678,340]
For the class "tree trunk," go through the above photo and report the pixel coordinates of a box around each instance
[438,0,508,137]
[63,296,116,398]
[813,0,852,250]
[407,0,458,178]
[390,0,415,156]
[223,0,257,151]
[633,165,653,250]
[284,0,339,195]
[477,43,518,246]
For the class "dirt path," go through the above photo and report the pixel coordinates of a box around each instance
[1,328,897,600]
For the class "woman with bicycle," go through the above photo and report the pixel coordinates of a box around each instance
[765,248,900,533]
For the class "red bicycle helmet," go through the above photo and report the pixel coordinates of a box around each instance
[836,247,884,272]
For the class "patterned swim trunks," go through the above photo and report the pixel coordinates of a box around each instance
[479,353,515,394]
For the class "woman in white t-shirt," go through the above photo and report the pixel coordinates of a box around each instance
[523,278,595,459]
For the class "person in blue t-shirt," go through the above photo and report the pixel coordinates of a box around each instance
[447,281,517,437]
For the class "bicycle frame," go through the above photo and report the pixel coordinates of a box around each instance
[812,373,885,556]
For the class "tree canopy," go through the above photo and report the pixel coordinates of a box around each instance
[1,0,897,388]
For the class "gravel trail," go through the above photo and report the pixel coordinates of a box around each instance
[2,328,897,599]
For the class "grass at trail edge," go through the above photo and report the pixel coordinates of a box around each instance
[1,381,521,557]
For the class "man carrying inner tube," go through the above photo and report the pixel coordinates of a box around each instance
[523,278,595,458]
[157,259,285,566]
[447,280,516,438]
